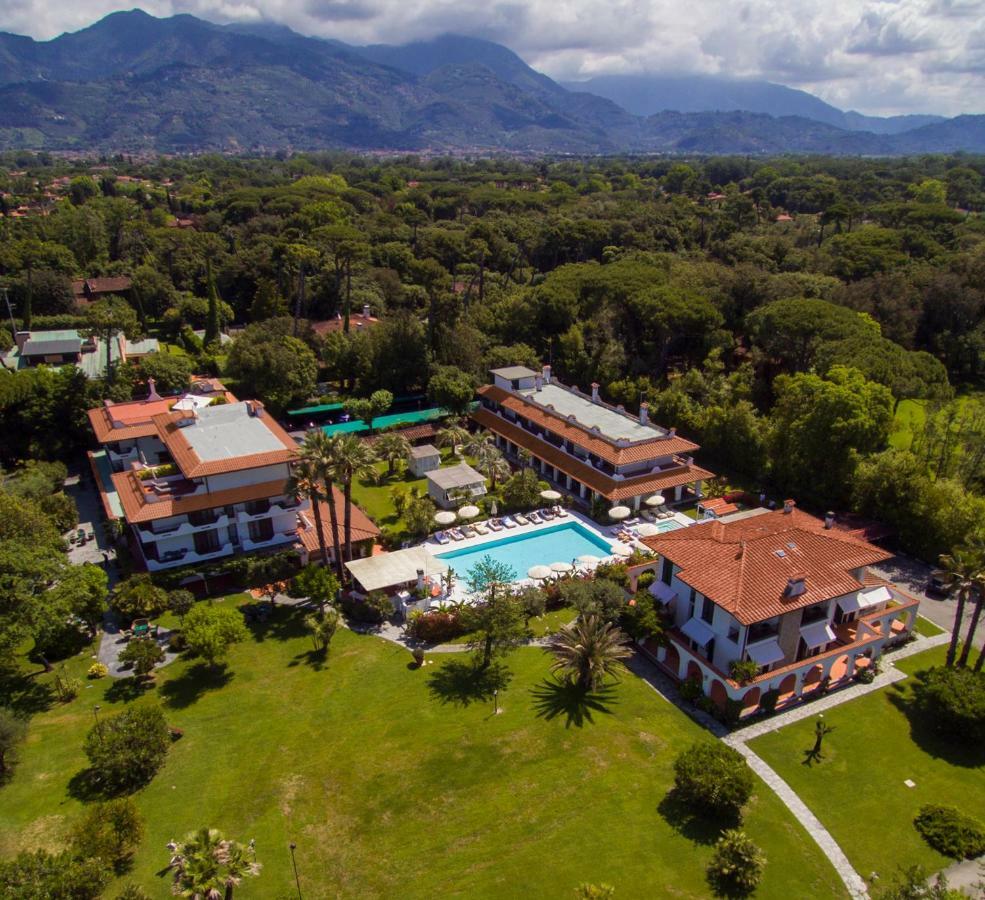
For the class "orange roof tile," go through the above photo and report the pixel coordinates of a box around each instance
[112,472,291,523]
[296,487,380,554]
[638,508,893,625]
[472,407,712,501]
[477,384,699,465]
[87,389,238,445]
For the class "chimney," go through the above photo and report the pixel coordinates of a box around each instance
[783,499,796,514]
[14,331,30,352]
[362,304,371,320]
[786,574,807,597]
[146,377,161,402]
[535,374,543,391]
[685,455,694,466]
[591,382,600,402]
[669,426,676,437]
[542,364,551,385]
[253,400,265,418]
[824,511,835,529]
[639,402,649,425]
[245,401,255,417]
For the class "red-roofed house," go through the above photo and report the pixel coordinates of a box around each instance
[310,305,378,337]
[72,276,133,306]
[472,364,712,509]
[627,502,918,717]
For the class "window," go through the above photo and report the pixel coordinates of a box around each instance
[245,499,271,516]
[701,596,715,625]
[248,518,274,543]
[727,624,740,643]
[802,603,828,625]
[188,509,218,527]
[660,557,673,586]
[193,529,220,555]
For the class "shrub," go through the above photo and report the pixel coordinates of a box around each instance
[636,570,656,590]
[672,741,754,818]
[83,705,170,793]
[0,708,27,779]
[0,850,109,899]
[341,590,392,624]
[168,631,187,653]
[69,798,144,873]
[183,603,249,667]
[87,663,109,679]
[594,562,629,589]
[729,659,759,685]
[760,688,780,714]
[115,885,153,900]
[407,609,465,643]
[679,675,704,703]
[304,608,340,652]
[412,646,426,667]
[707,829,766,896]
[113,574,169,621]
[856,666,876,684]
[912,666,985,744]
[167,589,195,622]
[53,668,82,702]
[914,805,985,859]
[118,638,165,678]
[721,698,744,727]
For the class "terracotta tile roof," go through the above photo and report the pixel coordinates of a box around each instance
[296,487,380,555]
[112,472,291,523]
[638,508,893,625]
[477,384,700,465]
[310,314,378,336]
[472,407,712,501]
[152,405,299,477]
[72,276,133,300]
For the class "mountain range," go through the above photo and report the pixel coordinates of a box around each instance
[0,10,981,155]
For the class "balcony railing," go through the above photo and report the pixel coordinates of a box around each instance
[139,514,231,541]
[144,542,235,571]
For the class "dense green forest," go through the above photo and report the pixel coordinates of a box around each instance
[2,151,984,560]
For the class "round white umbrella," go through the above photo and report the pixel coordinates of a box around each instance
[609,505,631,520]
[577,554,601,565]
[458,505,480,520]
[550,561,575,573]
[644,494,665,507]
[611,544,632,557]
[540,489,562,501]
[527,565,552,580]
[434,510,457,526]
[636,522,661,537]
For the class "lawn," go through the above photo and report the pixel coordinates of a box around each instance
[447,605,577,644]
[912,615,946,638]
[0,601,846,899]
[889,398,927,450]
[749,646,985,883]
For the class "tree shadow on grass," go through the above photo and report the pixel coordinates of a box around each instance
[530,677,618,728]
[246,603,309,645]
[289,645,329,671]
[0,670,54,716]
[707,868,759,899]
[158,663,233,709]
[657,790,740,847]
[426,658,512,707]
[104,676,152,704]
[888,678,985,769]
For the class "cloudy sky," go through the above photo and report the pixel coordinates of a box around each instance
[0,0,982,116]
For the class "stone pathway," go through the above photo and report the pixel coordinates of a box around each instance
[939,855,985,898]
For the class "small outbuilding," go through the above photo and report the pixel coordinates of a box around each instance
[425,462,487,509]
[408,443,441,477]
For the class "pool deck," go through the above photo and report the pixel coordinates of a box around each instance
[420,509,692,604]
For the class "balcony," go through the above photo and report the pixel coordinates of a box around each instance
[138,514,231,542]
[144,542,235,572]
[242,530,300,553]
[235,498,305,524]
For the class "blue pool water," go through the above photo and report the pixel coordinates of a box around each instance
[436,522,614,581]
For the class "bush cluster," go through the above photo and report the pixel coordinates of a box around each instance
[912,665,985,743]
[672,741,754,818]
[706,829,766,896]
[914,804,985,859]
[406,609,465,643]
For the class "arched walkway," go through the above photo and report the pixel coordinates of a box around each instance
[801,663,825,695]
[662,644,680,678]
[776,672,798,706]
[710,679,728,709]
[685,660,703,683]
[741,685,761,714]
[828,654,852,683]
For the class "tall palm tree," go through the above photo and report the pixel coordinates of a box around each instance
[287,456,328,567]
[374,432,411,477]
[436,419,470,457]
[327,434,377,570]
[940,547,982,668]
[169,827,261,900]
[473,444,511,490]
[545,615,631,690]
[300,430,345,580]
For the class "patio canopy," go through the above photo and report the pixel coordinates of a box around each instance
[681,617,716,646]
[837,584,891,614]
[745,638,785,666]
[800,620,836,650]
[345,548,448,594]
[648,580,678,605]
[551,561,574,573]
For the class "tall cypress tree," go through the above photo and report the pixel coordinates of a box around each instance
[204,260,221,346]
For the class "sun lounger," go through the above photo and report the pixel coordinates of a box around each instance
[528,511,543,524]
[473,522,489,535]
[553,505,569,517]
[658,504,670,514]
[448,528,465,541]
[488,518,505,531]
[434,531,451,545]
[539,507,555,520]
[502,516,518,529]
[461,525,477,538]
[625,517,640,526]
[513,514,529,525]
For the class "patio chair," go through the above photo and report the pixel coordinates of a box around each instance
[527,511,543,524]
[434,531,451,545]
[448,528,465,541]
[473,522,489,535]
[489,519,505,531]
[501,516,518,529]
[461,525,477,539]
[553,505,569,518]
[625,516,640,526]
[540,508,555,520]
[641,510,656,522]
[658,504,670,514]
[513,514,529,526]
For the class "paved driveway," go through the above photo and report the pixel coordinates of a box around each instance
[874,555,984,651]
[64,469,119,585]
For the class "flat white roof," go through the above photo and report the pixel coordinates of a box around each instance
[491,365,538,380]
[180,402,285,462]
[426,462,485,490]
[409,444,440,459]
[519,383,667,443]
[345,547,448,593]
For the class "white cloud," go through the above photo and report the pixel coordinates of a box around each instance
[0,0,983,115]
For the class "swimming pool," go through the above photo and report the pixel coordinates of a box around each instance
[435,522,615,581]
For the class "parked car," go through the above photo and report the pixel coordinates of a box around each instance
[926,570,954,597]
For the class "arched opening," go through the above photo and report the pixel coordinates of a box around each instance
[777,672,798,705]
[801,663,825,695]
[662,644,681,679]
[685,660,703,683]
[741,686,761,714]
[828,654,852,683]
[710,679,729,709]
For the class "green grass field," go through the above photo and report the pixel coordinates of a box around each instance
[912,616,946,638]
[889,398,927,450]
[749,646,985,883]
[0,601,846,899]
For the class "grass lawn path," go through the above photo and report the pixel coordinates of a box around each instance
[1,604,846,898]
